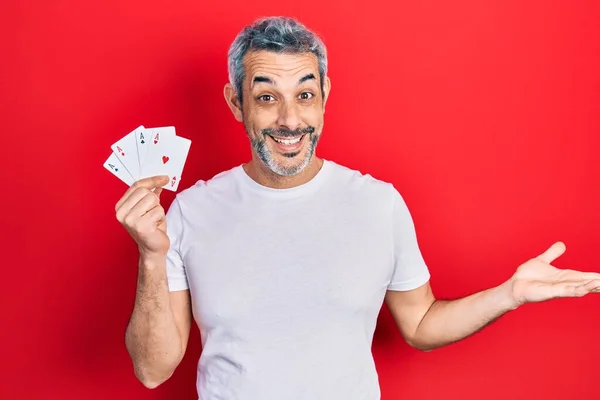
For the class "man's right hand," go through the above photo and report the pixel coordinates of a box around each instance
[115,175,171,258]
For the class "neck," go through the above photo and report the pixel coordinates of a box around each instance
[243,157,324,189]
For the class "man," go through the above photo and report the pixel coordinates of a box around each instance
[116,16,599,400]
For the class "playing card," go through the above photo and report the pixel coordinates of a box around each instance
[140,134,191,192]
[136,126,176,169]
[111,125,145,180]
[103,152,135,186]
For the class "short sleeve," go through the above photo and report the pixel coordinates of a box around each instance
[165,197,189,292]
[387,186,431,291]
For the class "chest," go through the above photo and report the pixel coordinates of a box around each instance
[181,198,394,332]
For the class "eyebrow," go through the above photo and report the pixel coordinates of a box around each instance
[252,73,316,88]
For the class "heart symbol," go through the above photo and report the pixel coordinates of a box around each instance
[162,156,169,164]
[154,140,158,144]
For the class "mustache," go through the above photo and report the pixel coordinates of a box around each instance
[262,126,315,138]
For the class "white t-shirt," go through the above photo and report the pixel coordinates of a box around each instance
[165,159,430,400]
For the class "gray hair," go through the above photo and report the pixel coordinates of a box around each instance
[227,16,328,105]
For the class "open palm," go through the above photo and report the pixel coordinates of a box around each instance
[509,242,600,307]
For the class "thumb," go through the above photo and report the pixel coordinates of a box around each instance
[536,241,566,264]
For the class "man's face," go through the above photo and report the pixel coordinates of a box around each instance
[232,50,330,177]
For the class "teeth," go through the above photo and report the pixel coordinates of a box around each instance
[273,136,301,145]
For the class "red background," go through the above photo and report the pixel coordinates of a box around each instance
[2,1,599,399]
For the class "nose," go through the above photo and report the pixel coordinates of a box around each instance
[276,99,301,131]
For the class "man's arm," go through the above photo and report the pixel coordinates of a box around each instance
[125,255,193,388]
[384,280,518,352]
[115,176,193,389]
[385,241,600,352]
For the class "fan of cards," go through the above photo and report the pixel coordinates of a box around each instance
[103,125,192,192]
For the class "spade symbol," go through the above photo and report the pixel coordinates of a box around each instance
[115,168,119,172]
[141,140,145,144]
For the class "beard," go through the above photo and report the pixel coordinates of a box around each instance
[248,125,320,177]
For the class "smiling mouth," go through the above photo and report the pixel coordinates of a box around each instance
[267,133,307,151]
[269,135,304,145]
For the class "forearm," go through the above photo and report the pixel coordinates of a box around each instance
[125,255,182,387]
[411,280,519,351]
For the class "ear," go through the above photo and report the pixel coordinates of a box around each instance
[322,76,331,112]
[223,83,243,122]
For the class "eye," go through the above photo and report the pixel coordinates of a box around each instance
[257,94,275,102]
[299,92,314,100]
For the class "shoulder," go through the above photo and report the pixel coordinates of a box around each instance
[327,160,398,200]
[171,164,242,209]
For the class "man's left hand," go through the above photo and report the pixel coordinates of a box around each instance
[508,241,600,308]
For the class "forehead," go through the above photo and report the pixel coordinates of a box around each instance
[243,50,320,87]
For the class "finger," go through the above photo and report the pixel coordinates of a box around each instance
[536,241,566,264]
[135,205,166,236]
[555,282,588,298]
[116,188,154,222]
[551,267,600,282]
[560,270,600,282]
[555,279,600,298]
[583,279,600,293]
[142,204,166,225]
[115,175,169,212]
[582,272,600,280]
[127,192,161,219]
[153,187,166,202]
